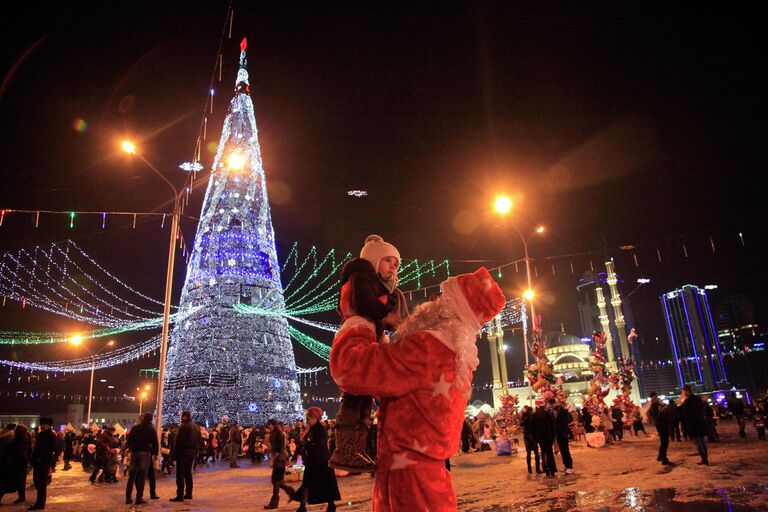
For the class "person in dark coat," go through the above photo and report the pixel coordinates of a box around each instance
[264,419,295,509]
[520,406,541,474]
[125,412,159,505]
[29,417,56,510]
[681,385,709,465]
[532,402,557,476]
[170,411,200,502]
[62,429,75,471]
[294,407,341,512]
[0,424,32,505]
[610,405,624,441]
[665,402,682,441]
[554,404,574,474]
[727,391,747,438]
[89,429,112,483]
[648,393,673,466]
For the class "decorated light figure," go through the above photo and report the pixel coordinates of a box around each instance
[161,38,302,426]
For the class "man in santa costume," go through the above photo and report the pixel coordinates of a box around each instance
[330,267,506,511]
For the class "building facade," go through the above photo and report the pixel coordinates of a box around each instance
[660,285,727,390]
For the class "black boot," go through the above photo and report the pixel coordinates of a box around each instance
[264,496,279,509]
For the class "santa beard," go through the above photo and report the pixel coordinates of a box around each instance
[394,293,480,397]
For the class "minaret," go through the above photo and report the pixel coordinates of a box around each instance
[595,286,615,365]
[161,39,302,426]
[606,260,630,359]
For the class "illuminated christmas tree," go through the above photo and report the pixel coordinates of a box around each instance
[162,39,302,426]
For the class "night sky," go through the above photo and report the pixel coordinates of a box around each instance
[0,3,764,408]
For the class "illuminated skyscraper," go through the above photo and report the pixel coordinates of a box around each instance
[660,285,727,389]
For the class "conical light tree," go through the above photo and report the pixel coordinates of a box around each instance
[162,39,302,426]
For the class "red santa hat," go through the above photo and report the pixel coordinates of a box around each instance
[440,267,506,331]
[360,234,400,270]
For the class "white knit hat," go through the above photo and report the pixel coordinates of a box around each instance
[360,235,400,270]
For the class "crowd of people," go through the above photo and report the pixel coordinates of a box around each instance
[457,388,768,478]
[0,407,346,511]
[0,390,766,509]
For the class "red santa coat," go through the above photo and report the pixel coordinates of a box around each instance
[330,316,470,512]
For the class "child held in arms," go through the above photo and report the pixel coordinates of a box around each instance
[329,235,409,472]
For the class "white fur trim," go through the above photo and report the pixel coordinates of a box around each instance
[440,278,482,332]
[425,330,480,371]
[337,316,376,337]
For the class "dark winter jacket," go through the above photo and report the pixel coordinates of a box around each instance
[338,258,409,334]
[175,419,201,451]
[531,407,556,443]
[649,400,668,433]
[727,396,745,416]
[0,429,31,493]
[682,394,708,438]
[555,407,572,437]
[302,423,330,467]
[127,420,159,455]
[30,428,56,468]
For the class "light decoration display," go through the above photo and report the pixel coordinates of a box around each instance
[0,240,173,327]
[160,38,303,427]
[347,190,368,197]
[526,315,568,407]
[583,330,638,417]
[179,161,204,173]
[583,331,612,415]
[1,335,161,373]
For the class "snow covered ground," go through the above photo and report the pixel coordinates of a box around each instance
[5,421,766,511]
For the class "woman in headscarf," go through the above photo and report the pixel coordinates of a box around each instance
[293,407,340,512]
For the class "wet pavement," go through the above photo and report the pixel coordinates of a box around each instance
[1,421,765,511]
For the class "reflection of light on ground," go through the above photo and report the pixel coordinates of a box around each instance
[623,487,641,509]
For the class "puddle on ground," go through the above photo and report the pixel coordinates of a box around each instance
[466,484,768,511]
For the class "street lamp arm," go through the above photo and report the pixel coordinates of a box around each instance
[138,154,180,199]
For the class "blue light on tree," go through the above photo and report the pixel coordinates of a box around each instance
[161,38,302,426]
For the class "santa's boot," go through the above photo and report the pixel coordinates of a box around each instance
[329,427,375,472]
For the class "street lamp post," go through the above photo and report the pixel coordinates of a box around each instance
[71,337,114,426]
[494,195,543,407]
[513,222,537,407]
[121,141,181,443]
[87,357,96,425]
[139,392,148,416]
[137,385,151,417]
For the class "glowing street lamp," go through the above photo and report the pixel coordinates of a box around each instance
[120,140,137,155]
[120,139,181,442]
[72,338,116,427]
[494,195,513,215]
[139,391,149,416]
[493,196,545,406]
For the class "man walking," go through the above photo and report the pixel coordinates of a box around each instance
[554,403,574,474]
[648,393,673,466]
[532,401,557,477]
[170,411,200,502]
[727,392,747,438]
[681,385,709,465]
[125,412,158,505]
[228,421,242,468]
[28,417,56,510]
